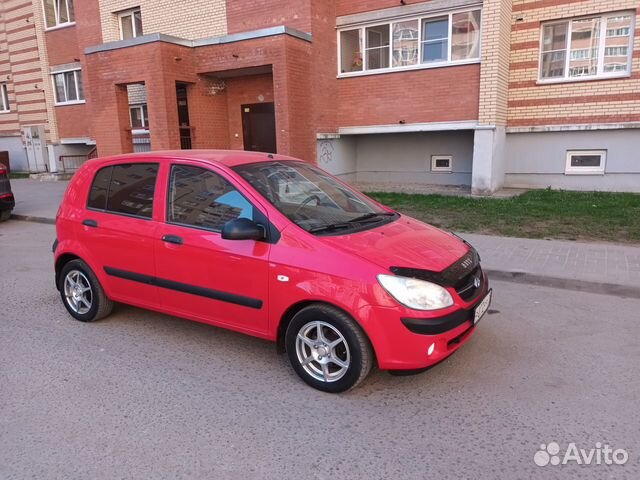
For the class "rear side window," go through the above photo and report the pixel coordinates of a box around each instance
[87,163,159,219]
[167,164,254,231]
[87,166,112,210]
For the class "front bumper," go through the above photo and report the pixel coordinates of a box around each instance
[360,275,489,371]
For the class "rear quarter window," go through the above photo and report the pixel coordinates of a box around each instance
[87,163,159,219]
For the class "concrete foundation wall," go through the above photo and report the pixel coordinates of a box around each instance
[505,129,640,192]
[319,131,474,186]
[0,136,28,172]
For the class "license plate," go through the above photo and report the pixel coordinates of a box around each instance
[473,290,492,326]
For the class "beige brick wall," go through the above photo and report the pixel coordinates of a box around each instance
[0,0,56,141]
[99,0,228,43]
[508,0,640,126]
[478,0,513,126]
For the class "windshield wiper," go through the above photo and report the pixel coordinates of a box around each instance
[348,212,396,223]
[308,212,396,234]
[308,223,353,233]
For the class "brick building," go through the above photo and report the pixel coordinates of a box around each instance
[0,0,638,194]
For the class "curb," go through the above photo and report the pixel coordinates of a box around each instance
[11,214,55,225]
[485,269,640,300]
[6,215,639,299]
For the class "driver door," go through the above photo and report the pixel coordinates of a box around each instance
[154,161,270,337]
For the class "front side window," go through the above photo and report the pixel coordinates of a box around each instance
[234,161,394,235]
[540,13,634,81]
[87,163,159,218]
[43,0,74,28]
[168,165,254,231]
[0,84,9,112]
[119,8,143,40]
[338,9,481,76]
[52,70,84,104]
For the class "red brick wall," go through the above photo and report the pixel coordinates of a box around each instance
[85,35,315,161]
[336,0,429,17]
[225,0,312,34]
[45,0,102,141]
[337,64,480,126]
[225,74,275,150]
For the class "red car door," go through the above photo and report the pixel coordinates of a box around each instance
[153,160,271,338]
[80,161,160,308]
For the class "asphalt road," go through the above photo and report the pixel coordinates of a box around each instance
[1,220,639,480]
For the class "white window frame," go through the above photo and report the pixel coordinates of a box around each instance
[129,104,149,133]
[538,12,635,84]
[51,68,85,106]
[565,150,606,175]
[337,7,482,78]
[118,8,143,40]
[42,0,75,30]
[431,155,452,173]
[0,84,9,113]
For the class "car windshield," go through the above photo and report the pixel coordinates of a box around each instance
[233,161,395,234]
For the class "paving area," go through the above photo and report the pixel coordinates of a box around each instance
[10,178,68,222]
[461,232,640,295]
[9,178,640,296]
[1,220,639,479]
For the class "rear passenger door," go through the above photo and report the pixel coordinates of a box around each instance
[82,161,160,308]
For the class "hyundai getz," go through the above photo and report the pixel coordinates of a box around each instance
[54,151,491,393]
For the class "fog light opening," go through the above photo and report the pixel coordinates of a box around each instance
[427,342,435,356]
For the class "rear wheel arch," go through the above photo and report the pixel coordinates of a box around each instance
[55,253,81,290]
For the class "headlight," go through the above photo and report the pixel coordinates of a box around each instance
[377,274,454,311]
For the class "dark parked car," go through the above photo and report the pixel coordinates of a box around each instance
[0,163,14,221]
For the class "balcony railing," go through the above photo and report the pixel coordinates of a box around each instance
[59,155,89,173]
[180,126,194,150]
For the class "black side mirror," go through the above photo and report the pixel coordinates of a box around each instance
[221,218,265,241]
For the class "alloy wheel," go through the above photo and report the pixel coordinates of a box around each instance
[295,321,351,382]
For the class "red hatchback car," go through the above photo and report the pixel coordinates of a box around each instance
[54,151,491,392]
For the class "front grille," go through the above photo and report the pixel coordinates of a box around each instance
[454,266,484,302]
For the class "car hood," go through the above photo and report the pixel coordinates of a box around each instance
[320,215,469,272]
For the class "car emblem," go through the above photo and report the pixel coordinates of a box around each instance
[461,257,473,269]
[473,275,481,288]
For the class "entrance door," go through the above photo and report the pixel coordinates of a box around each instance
[241,103,276,154]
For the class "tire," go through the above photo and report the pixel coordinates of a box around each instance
[59,259,114,322]
[285,304,373,393]
[0,209,10,222]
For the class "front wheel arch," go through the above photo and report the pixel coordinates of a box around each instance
[276,300,377,364]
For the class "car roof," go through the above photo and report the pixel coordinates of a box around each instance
[89,149,302,168]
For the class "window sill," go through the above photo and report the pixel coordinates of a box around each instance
[54,100,86,107]
[45,22,76,32]
[537,72,631,86]
[337,58,480,78]
[564,171,605,176]
[0,110,10,114]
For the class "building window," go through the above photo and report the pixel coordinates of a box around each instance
[565,150,606,175]
[338,8,481,76]
[0,84,9,112]
[130,104,149,130]
[52,69,84,105]
[431,155,452,172]
[43,0,74,29]
[119,8,143,40]
[540,13,634,81]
